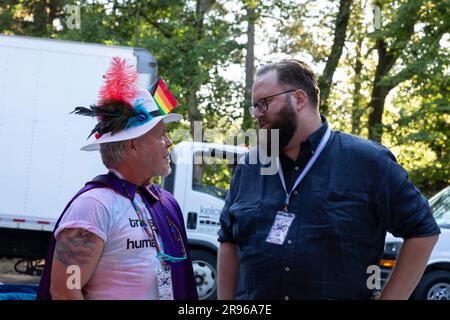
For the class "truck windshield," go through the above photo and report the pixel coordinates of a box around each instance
[192,150,243,200]
[430,186,450,228]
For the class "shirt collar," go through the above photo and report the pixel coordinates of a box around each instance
[142,184,160,201]
[108,168,125,180]
[107,169,159,201]
[305,115,329,153]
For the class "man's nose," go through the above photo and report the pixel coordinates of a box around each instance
[165,135,173,148]
[254,108,265,121]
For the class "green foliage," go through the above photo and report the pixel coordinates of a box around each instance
[140,3,244,123]
[385,67,449,196]
[1,0,448,195]
[0,0,244,127]
[372,0,449,195]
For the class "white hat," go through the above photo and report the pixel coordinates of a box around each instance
[72,57,182,152]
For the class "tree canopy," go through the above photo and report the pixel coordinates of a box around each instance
[1,0,448,196]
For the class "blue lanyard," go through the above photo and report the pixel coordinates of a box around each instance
[277,126,331,211]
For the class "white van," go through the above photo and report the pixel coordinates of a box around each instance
[381,186,450,300]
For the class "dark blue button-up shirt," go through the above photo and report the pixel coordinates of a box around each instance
[218,116,440,300]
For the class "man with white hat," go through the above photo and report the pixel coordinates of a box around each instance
[37,57,198,300]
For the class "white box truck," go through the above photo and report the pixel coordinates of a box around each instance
[0,34,247,300]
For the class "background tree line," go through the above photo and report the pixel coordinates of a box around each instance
[0,0,448,196]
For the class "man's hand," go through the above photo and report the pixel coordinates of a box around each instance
[50,228,104,300]
[380,234,439,300]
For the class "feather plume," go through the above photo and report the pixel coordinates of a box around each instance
[72,101,140,138]
[98,57,138,104]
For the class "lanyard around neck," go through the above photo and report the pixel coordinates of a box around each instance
[277,126,331,211]
[119,181,187,263]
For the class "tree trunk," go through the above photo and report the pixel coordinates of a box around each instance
[188,92,201,137]
[134,1,140,46]
[195,0,206,35]
[351,0,364,136]
[32,1,48,36]
[186,0,208,135]
[367,81,391,142]
[318,0,352,115]
[367,1,420,142]
[243,5,256,132]
[48,0,58,25]
[367,38,396,142]
[351,37,363,136]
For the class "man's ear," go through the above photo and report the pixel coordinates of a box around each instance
[293,89,307,111]
[125,139,138,155]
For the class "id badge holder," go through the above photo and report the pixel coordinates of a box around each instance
[156,263,174,300]
[265,211,295,245]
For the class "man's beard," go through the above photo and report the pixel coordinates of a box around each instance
[258,100,297,155]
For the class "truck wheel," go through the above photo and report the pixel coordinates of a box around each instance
[412,270,450,300]
[191,249,217,300]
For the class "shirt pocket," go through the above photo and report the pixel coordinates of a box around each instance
[229,202,257,248]
[321,191,377,240]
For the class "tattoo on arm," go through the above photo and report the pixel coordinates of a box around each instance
[54,229,99,267]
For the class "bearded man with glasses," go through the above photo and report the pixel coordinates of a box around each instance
[217,59,440,300]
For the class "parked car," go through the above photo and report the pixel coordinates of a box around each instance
[381,186,450,300]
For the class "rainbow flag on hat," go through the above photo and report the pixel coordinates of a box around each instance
[150,77,177,115]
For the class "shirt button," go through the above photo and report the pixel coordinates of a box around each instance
[285,267,290,272]
[287,240,292,244]
[284,296,290,300]
[293,190,298,195]
[294,166,299,171]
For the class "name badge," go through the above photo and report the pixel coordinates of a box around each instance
[156,264,174,300]
[265,211,295,245]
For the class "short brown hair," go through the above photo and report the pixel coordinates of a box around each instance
[100,140,127,168]
[256,59,320,108]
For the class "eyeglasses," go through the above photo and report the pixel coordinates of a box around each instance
[248,89,298,118]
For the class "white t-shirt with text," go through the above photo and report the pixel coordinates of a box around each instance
[55,186,161,300]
